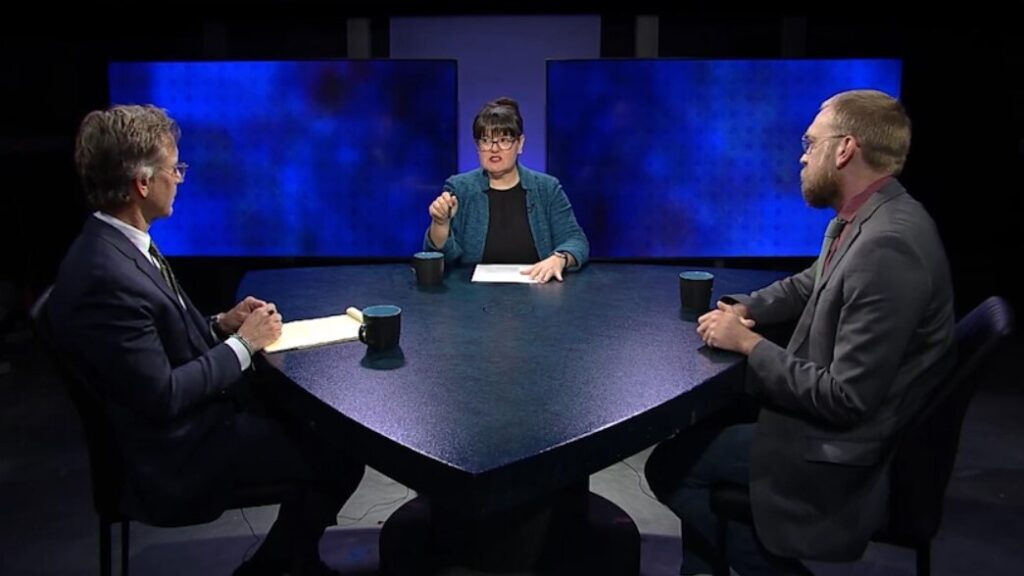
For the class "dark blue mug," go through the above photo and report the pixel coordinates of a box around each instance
[679,271,714,322]
[359,305,402,352]
[412,251,444,287]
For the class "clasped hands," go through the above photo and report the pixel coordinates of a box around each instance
[215,296,283,351]
[696,301,763,355]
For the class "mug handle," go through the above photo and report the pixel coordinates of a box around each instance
[359,323,369,345]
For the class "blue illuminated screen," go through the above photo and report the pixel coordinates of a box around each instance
[547,59,902,257]
[109,60,457,256]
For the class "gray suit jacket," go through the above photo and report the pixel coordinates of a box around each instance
[733,179,955,560]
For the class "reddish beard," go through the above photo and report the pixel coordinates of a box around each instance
[801,155,840,209]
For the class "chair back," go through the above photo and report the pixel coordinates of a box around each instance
[880,296,1016,545]
[30,286,125,523]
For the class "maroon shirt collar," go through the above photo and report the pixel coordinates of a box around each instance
[838,175,891,222]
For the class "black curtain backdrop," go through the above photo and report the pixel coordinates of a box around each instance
[1,12,1019,320]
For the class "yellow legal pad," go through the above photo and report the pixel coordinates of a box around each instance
[264,307,363,353]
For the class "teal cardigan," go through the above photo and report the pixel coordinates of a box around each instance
[423,164,590,270]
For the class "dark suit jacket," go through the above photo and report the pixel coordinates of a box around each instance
[735,180,955,560]
[49,217,245,526]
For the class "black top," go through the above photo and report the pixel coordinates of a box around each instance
[481,183,539,264]
[240,264,789,514]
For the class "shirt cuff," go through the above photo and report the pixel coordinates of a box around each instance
[226,335,252,371]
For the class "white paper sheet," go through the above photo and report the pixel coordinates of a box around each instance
[471,264,538,284]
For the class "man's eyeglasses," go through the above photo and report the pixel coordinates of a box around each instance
[160,162,189,180]
[476,136,519,151]
[801,134,848,154]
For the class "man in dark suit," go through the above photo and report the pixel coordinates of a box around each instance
[48,105,364,576]
[645,90,955,575]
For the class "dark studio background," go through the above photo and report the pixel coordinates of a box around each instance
[1,9,1020,326]
[0,9,1022,576]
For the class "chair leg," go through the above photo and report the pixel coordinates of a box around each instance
[714,519,730,576]
[916,542,930,576]
[121,521,131,576]
[100,517,112,576]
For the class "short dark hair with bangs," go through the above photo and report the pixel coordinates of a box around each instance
[472,97,524,140]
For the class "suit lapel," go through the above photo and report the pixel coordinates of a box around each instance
[86,219,211,353]
[786,181,906,354]
[817,183,901,290]
[91,219,180,305]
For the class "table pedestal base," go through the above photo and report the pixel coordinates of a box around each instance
[379,487,639,575]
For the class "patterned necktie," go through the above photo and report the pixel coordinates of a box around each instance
[148,241,183,303]
[814,217,847,289]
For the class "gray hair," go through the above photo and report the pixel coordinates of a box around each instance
[74,104,180,210]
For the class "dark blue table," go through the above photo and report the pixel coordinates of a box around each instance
[238,263,787,573]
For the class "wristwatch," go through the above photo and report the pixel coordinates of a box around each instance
[209,313,229,339]
[552,251,569,269]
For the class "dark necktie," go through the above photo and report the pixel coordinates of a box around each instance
[148,241,183,304]
[814,217,847,289]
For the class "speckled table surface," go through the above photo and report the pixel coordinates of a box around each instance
[240,263,787,514]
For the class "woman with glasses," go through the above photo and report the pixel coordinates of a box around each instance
[424,97,589,283]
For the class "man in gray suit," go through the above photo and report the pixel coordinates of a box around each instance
[645,90,955,575]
